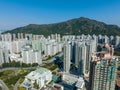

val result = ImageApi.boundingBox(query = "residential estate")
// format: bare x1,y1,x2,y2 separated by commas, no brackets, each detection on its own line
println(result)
0,33,120,90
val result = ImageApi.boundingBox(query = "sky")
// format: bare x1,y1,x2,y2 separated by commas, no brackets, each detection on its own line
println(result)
0,0,120,30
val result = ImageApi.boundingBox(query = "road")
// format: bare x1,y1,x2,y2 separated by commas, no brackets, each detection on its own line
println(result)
0,53,63,72
43,52,63,64
0,67,36,72
0,52,63,90
0,79,9,90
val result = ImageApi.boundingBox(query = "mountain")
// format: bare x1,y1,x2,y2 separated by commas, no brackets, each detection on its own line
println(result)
3,17,120,36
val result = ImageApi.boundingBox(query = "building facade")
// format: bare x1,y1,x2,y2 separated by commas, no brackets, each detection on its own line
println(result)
89,52,117,90
63,42,71,73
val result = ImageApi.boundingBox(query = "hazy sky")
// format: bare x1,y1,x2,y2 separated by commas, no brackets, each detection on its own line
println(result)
0,0,120,30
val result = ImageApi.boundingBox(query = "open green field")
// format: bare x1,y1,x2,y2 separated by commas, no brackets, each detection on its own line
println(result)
0,63,58,90
0,68,35,90
43,62,58,71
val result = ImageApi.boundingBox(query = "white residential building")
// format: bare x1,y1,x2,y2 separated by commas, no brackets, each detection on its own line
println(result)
22,48,42,64
0,48,4,66
63,42,71,73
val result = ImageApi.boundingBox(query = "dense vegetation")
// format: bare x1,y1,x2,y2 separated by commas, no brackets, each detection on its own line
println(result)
1,61,38,68
0,69,35,90
4,17,120,36
43,62,58,71
0,61,57,90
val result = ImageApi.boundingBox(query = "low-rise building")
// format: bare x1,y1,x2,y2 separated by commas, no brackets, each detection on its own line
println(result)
21,67,52,89
75,77,85,90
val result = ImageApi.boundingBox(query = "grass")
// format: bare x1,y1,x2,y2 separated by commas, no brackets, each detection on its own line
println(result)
0,68,35,90
19,77,25,84
0,62,58,90
18,86,26,90
42,62,58,71
49,65,58,71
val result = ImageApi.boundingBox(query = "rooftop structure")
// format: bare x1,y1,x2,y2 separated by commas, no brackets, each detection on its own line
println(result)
116,71,120,87
89,43,117,90
21,67,52,89
53,84,64,90
62,73,78,85
75,77,84,90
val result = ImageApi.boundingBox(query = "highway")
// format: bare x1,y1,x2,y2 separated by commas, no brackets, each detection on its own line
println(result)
43,52,63,63
0,79,9,90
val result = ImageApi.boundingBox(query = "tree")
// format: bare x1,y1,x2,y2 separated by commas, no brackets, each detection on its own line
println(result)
97,45,102,52
34,81,39,89
32,63,38,67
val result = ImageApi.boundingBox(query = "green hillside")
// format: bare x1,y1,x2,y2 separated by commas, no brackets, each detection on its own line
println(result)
4,17,120,36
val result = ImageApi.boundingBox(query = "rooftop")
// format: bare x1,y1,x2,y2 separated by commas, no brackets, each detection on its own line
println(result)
116,71,120,87
35,67,49,74
75,77,84,89
25,67,51,80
